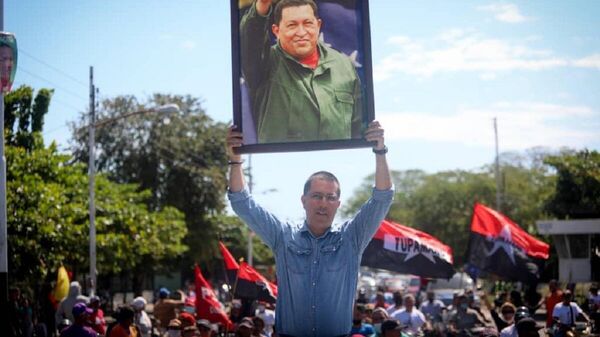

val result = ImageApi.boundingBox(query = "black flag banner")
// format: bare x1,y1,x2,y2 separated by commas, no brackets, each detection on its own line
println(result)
361,220,455,279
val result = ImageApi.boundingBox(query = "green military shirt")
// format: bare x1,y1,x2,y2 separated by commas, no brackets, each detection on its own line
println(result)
240,4,363,143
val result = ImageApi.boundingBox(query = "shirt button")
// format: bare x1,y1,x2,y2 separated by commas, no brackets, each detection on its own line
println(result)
312,305,315,309
313,260,317,264
312,282,316,286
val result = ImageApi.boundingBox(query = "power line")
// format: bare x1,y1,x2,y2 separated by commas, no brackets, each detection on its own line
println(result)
18,48,88,88
17,67,88,102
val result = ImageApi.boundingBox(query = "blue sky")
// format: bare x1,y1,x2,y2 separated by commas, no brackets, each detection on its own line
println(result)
6,1,600,223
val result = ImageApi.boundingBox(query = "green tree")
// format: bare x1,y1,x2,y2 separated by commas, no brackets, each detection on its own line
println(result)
69,94,273,269
6,144,188,292
3,85,53,150
544,149,600,219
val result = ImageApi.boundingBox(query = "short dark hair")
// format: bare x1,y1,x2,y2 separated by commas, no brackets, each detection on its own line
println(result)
273,0,319,26
303,171,340,197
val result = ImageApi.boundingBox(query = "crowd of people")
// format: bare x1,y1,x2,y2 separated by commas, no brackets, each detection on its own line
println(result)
8,278,599,337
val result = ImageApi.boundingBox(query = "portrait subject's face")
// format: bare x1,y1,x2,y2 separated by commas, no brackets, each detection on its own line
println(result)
272,5,321,60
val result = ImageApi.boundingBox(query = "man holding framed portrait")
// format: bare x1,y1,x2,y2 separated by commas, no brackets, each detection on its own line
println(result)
240,0,364,144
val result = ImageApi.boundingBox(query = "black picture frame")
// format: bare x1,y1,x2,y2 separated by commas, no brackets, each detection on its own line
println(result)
231,0,375,154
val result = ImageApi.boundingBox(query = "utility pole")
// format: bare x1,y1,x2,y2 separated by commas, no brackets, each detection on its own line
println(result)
247,154,254,266
88,66,96,296
494,118,502,212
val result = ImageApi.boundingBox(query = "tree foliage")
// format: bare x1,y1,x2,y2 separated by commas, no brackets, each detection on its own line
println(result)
544,149,600,219
6,143,188,289
69,94,273,268
3,85,53,150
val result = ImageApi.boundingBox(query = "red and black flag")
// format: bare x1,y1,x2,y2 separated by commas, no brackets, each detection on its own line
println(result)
218,241,239,286
194,265,234,330
361,220,455,279
466,203,549,284
218,241,277,303
235,262,278,304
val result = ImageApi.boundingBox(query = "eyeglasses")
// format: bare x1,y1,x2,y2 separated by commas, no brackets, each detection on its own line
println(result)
309,193,339,202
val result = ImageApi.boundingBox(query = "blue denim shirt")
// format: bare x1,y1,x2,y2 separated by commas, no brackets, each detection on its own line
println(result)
228,187,394,336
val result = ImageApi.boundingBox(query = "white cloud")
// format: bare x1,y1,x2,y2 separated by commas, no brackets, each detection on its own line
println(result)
379,102,599,150
375,30,569,80
477,3,531,23
572,54,600,70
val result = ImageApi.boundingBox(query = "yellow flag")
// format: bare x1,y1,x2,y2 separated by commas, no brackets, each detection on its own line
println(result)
52,266,70,302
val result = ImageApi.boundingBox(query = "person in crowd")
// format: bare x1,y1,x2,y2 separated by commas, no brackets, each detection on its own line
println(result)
178,312,196,329
153,288,185,333
420,291,445,321
545,280,563,327
386,291,404,316
380,320,402,337
350,303,376,336
165,319,182,337
230,300,244,324
552,290,590,337
227,120,393,336
132,296,152,337
255,301,275,336
196,319,212,337
236,319,254,337
87,295,106,335
490,302,516,332
523,285,543,316
55,282,89,326
357,288,369,305
371,307,389,336
252,316,269,337
182,326,199,337
515,318,543,337
586,283,600,333
499,306,531,337
391,294,428,335
59,303,97,337
374,292,390,310
446,291,460,315
509,291,524,308
448,293,486,334
108,306,141,337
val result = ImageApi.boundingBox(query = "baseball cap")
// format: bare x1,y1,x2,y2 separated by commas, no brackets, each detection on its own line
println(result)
196,319,211,329
72,302,93,317
238,320,254,329
179,312,196,327
159,287,170,298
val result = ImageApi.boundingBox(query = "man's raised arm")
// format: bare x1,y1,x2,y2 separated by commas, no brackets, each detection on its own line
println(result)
364,120,392,191
227,126,245,192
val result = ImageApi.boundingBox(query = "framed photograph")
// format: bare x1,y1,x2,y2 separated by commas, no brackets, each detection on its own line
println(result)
231,0,375,153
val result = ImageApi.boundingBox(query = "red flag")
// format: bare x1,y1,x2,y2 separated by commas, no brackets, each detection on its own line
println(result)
467,203,550,283
236,262,278,303
194,265,234,330
361,220,455,278
218,241,239,286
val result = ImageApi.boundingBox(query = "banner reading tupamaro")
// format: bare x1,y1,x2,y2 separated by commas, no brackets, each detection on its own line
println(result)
361,220,455,279
466,203,549,284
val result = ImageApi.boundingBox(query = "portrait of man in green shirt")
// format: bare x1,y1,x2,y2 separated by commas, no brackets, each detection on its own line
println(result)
240,0,364,144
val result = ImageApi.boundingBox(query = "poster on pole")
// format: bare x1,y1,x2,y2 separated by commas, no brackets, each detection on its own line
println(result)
231,0,375,153
0,32,18,93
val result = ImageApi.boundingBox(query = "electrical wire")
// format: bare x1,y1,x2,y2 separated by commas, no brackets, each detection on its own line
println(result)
18,48,88,88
